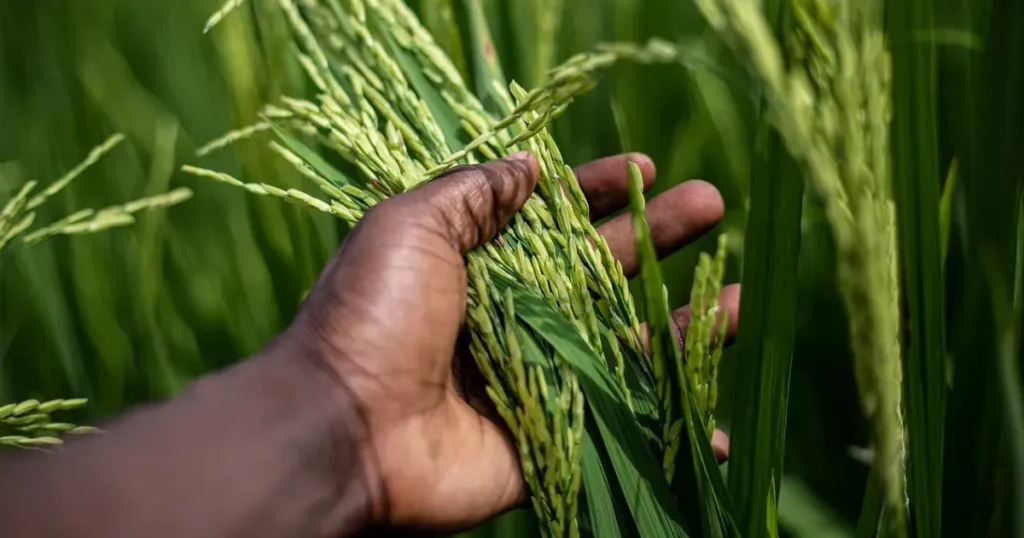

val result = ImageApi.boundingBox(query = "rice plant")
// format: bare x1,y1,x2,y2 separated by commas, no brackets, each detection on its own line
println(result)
1,133,191,449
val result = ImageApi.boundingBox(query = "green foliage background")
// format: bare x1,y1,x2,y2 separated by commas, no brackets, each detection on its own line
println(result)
1,0,1013,536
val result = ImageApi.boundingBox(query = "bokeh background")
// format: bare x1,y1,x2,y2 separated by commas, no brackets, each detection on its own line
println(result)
0,1,894,535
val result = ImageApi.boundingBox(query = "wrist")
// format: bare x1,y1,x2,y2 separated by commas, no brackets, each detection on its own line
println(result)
256,335,383,536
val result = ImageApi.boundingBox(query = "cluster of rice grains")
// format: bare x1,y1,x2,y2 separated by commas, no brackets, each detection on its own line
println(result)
193,0,728,535
0,399,97,449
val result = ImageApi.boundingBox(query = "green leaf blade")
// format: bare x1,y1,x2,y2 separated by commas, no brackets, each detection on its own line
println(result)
462,0,512,115
726,128,803,538
269,123,360,189
888,0,947,535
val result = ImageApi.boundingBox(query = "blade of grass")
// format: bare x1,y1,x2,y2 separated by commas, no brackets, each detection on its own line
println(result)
856,465,884,538
888,0,947,535
419,0,468,81
727,125,803,538
382,33,465,152
581,428,629,537
269,123,360,188
939,159,957,263
461,0,511,115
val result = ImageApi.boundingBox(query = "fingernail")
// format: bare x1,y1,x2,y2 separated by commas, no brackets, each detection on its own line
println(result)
496,151,540,183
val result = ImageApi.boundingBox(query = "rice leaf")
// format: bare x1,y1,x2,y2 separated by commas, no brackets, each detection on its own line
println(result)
268,123,360,189
419,0,468,81
777,475,854,538
382,33,465,151
888,0,947,535
708,4,802,538
625,161,701,533
504,280,688,538
985,244,1024,538
856,465,883,538
581,428,628,537
462,0,512,115
939,159,957,263
510,0,563,89
766,474,779,538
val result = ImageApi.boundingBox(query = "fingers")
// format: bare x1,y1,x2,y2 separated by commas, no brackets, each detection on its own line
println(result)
637,284,742,351
400,151,540,254
574,153,657,219
712,429,730,463
597,180,725,277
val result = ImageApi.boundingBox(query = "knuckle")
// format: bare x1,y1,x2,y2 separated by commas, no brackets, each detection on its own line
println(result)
355,198,414,241
360,198,397,225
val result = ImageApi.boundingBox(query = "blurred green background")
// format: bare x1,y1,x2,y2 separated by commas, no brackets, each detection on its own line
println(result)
0,0,884,535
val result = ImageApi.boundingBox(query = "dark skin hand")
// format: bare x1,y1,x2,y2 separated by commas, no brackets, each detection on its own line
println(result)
0,151,739,538
290,150,740,532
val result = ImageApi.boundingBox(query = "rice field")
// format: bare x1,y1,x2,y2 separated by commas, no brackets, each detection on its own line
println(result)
1,0,1021,536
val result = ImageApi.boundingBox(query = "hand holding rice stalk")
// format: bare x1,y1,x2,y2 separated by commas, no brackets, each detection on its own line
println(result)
193,0,736,535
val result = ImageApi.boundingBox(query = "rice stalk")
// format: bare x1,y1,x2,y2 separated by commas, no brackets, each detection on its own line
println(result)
205,0,251,33
0,134,193,254
0,398,97,450
24,133,126,212
684,234,729,439
694,0,907,530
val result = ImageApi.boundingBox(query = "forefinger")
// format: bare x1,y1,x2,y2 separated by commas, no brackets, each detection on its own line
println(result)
573,153,656,219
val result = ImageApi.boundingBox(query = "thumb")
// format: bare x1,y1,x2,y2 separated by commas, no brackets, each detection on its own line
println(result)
405,151,540,254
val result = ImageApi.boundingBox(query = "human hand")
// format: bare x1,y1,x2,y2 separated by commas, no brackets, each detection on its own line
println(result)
284,151,741,533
